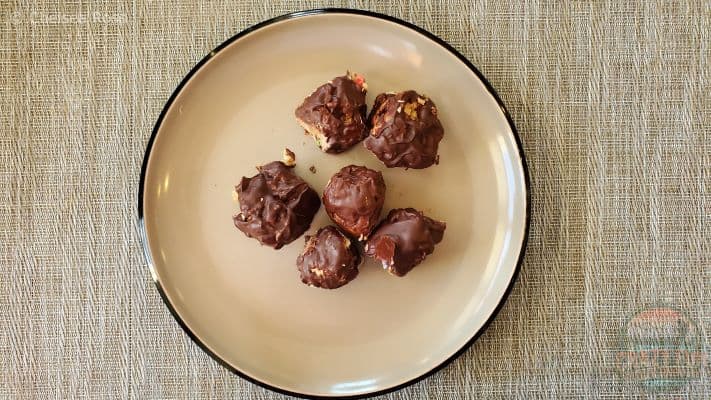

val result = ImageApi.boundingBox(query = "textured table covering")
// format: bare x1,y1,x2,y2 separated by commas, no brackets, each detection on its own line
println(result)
1,1,709,398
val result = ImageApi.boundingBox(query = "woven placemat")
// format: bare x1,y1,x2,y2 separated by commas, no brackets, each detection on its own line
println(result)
1,1,708,398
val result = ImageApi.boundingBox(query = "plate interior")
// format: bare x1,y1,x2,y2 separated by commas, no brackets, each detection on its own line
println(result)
143,12,527,397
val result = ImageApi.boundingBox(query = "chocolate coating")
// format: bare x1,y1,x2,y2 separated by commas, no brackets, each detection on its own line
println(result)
365,208,446,276
364,91,444,169
233,161,320,249
297,226,361,289
295,73,368,153
323,165,386,240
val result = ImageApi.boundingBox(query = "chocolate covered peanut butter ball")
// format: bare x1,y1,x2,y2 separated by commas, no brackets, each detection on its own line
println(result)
295,72,368,153
233,157,320,249
322,165,386,240
364,91,444,169
365,208,446,276
297,226,361,289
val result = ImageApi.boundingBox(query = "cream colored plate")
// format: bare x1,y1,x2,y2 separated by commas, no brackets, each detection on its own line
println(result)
139,9,529,398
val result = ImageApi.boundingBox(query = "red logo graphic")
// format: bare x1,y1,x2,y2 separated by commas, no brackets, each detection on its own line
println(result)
616,307,708,390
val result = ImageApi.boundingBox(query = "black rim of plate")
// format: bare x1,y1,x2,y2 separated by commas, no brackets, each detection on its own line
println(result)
137,8,531,399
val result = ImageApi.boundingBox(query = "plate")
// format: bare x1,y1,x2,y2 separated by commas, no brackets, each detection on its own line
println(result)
139,9,529,398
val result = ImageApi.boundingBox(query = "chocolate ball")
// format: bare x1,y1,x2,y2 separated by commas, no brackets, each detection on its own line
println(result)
364,90,444,169
295,72,368,153
365,208,446,276
297,226,361,289
233,160,320,249
322,165,386,240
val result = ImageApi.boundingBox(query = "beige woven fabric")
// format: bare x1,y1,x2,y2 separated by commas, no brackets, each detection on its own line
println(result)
1,0,709,398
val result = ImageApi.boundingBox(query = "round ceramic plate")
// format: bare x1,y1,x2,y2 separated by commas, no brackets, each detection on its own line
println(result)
139,9,529,399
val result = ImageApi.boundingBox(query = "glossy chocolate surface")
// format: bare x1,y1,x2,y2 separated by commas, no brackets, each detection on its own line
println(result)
295,73,368,153
233,161,320,249
364,90,444,169
297,226,361,289
365,208,446,276
322,165,386,240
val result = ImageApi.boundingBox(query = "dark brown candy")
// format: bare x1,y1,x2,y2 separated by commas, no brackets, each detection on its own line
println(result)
365,208,446,276
322,165,386,240
233,161,320,249
364,90,444,169
297,226,361,289
295,72,368,153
